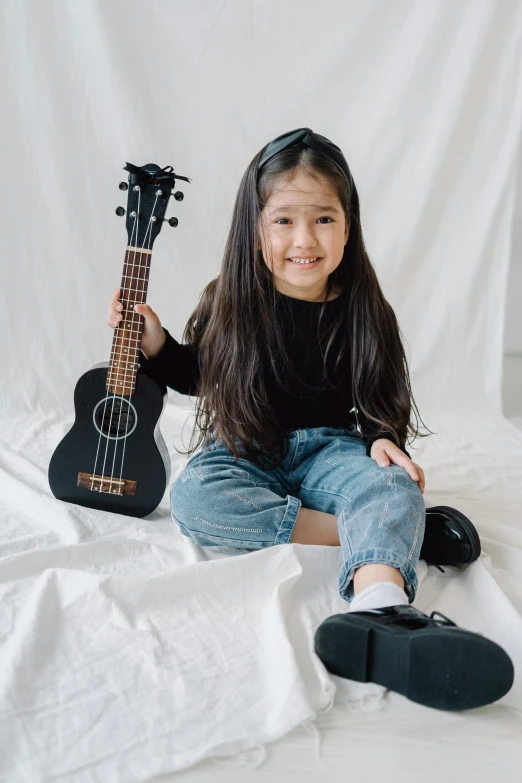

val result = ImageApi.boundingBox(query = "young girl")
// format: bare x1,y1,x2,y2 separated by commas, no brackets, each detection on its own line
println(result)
107,128,513,711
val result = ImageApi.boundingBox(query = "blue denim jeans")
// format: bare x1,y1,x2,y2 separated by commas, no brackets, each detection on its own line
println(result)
170,425,425,604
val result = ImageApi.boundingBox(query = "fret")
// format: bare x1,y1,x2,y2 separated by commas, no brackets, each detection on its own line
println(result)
116,287,149,295
123,255,151,264
121,266,150,280
120,278,149,287
112,318,143,323
123,258,151,268
121,273,150,281
121,270,150,279
124,246,152,257
111,336,143,343
109,363,138,369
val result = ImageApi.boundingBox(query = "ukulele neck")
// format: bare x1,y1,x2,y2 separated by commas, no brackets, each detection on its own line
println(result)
106,245,151,395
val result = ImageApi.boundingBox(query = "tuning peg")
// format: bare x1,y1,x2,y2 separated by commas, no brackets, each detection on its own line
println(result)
115,207,125,216
171,191,184,201
163,216,179,227
119,182,129,191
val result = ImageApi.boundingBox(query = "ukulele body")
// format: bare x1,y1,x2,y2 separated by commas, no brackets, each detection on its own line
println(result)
48,362,170,518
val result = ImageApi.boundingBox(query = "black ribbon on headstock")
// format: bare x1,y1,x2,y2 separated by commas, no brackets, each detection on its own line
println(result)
122,162,191,187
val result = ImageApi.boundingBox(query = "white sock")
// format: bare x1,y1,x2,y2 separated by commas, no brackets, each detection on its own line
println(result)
348,580,409,612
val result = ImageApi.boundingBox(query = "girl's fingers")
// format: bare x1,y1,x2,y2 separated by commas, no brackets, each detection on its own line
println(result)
108,290,123,326
108,298,123,318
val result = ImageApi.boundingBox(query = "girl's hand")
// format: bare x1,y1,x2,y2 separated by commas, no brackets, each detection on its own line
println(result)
107,288,166,360
370,438,425,494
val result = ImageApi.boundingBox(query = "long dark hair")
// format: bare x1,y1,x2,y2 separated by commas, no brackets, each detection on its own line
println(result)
176,140,434,468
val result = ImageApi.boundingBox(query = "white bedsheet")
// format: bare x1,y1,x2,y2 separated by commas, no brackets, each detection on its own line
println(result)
1,406,522,782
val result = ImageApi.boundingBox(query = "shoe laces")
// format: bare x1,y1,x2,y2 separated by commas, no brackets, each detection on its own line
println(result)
428,610,457,627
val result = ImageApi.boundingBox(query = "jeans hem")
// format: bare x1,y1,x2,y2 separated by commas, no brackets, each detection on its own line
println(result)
338,547,419,604
274,494,302,546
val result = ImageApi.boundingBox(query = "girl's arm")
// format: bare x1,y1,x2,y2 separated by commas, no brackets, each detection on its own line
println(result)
138,327,200,396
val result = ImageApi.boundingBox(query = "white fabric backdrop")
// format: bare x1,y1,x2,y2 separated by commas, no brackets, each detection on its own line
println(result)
2,1,522,780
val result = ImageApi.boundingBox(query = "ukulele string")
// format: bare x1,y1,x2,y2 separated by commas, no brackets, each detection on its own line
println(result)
103,187,145,491
90,187,141,493
111,190,159,491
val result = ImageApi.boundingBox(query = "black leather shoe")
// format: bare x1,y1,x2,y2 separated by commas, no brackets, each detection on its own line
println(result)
420,505,481,572
314,603,514,711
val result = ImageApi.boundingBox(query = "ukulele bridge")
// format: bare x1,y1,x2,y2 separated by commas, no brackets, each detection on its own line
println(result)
77,472,137,496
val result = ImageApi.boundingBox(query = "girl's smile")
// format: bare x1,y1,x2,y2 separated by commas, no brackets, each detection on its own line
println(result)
286,257,323,268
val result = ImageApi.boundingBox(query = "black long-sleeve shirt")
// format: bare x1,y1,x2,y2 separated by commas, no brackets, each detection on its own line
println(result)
137,290,411,459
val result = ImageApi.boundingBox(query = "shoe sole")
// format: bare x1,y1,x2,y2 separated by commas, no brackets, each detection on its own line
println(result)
426,505,481,564
314,613,514,711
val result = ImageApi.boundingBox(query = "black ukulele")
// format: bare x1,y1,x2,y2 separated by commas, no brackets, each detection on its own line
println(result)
48,161,191,517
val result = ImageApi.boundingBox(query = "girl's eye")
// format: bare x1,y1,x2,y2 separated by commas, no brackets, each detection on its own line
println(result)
275,217,333,225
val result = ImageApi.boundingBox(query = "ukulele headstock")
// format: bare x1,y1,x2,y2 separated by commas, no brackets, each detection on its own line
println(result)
116,162,191,248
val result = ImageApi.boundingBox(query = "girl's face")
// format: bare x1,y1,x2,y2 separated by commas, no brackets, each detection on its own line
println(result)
259,168,349,301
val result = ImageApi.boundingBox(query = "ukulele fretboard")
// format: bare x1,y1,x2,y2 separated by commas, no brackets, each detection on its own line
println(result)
107,247,152,395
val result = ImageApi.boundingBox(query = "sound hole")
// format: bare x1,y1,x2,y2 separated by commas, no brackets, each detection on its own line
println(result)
93,396,138,440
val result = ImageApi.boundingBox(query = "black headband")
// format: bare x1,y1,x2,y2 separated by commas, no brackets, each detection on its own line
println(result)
257,127,353,190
